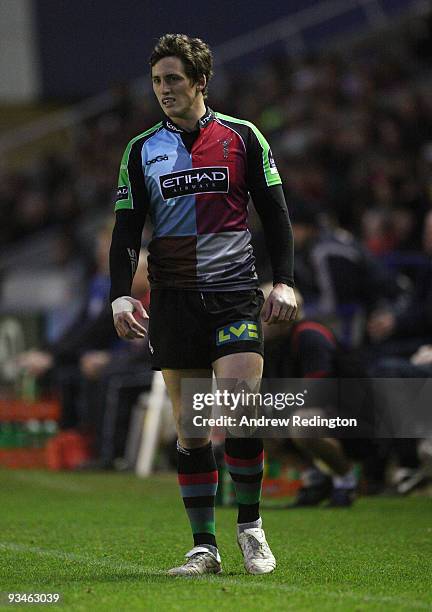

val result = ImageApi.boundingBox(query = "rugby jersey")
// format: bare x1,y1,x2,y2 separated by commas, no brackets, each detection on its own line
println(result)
110,108,293,298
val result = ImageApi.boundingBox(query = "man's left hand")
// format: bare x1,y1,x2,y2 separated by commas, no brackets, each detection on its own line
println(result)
261,283,297,325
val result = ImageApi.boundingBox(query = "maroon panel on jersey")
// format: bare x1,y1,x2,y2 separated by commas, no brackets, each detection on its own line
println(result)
195,193,249,234
192,122,249,235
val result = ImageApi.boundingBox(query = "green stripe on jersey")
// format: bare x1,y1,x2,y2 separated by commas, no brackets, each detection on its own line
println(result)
215,112,281,187
114,122,163,211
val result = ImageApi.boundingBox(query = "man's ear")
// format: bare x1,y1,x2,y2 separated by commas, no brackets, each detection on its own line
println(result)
197,75,206,92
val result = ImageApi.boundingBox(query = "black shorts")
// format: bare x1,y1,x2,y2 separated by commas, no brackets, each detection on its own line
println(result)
148,288,265,370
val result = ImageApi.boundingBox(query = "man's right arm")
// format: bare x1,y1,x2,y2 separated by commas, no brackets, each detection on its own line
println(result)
110,139,149,338
109,209,145,302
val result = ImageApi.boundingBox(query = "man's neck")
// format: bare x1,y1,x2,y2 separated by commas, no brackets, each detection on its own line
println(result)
168,101,207,132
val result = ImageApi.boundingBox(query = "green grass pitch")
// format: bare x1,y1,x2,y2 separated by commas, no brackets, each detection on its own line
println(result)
0,470,431,611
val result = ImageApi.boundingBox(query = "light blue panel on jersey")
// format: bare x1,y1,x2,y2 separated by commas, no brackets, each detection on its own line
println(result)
143,131,197,237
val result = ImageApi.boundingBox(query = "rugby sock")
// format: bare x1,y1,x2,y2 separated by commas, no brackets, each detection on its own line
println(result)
224,438,264,524
177,441,218,550
237,517,262,535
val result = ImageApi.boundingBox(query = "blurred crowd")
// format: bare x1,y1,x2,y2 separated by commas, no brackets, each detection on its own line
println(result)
2,13,432,497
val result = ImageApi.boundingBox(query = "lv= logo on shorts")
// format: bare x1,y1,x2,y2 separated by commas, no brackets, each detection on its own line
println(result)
216,320,260,345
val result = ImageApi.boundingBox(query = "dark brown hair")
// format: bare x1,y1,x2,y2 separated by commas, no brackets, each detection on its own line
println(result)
150,34,213,99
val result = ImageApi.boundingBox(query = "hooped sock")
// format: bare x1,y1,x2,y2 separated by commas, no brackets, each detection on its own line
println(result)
224,437,264,524
177,441,218,549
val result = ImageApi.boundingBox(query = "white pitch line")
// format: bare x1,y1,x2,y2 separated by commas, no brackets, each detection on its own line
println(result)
0,543,159,575
0,542,430,610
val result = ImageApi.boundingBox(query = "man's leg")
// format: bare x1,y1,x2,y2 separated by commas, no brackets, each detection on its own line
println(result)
162,368,221,576
213,352,276,574
55,365,82,430
290,409,357,507
293,438,356,506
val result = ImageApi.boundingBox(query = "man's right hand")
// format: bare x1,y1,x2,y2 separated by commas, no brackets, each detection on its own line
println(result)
111,296,149,340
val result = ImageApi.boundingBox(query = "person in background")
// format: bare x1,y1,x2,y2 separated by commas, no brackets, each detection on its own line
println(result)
262,285,360,507
290,199,402,336
367,209,432,357
17,218,119,432
367,210,432,494
77,251,152,469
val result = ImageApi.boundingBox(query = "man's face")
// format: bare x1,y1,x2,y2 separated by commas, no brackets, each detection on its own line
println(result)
151,56,203,121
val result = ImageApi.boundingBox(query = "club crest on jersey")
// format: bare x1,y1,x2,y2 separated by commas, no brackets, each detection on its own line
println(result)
159,166,229,200
218,137,232,160
216,321,260,345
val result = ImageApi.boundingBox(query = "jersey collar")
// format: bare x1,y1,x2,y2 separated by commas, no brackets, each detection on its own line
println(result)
163,107,215,133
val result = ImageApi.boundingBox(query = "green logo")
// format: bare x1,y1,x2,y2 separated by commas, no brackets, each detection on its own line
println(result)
216,321,260,345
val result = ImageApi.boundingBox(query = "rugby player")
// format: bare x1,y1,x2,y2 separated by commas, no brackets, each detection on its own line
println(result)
109,34,296,576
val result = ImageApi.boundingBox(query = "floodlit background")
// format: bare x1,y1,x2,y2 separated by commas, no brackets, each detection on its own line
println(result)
0,0,432,501
1,1,432,608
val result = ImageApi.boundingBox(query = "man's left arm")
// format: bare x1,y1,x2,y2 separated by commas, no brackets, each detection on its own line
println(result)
246,125,296,324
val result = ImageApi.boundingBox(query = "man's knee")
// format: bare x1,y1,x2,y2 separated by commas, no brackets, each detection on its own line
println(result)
178,436,211,450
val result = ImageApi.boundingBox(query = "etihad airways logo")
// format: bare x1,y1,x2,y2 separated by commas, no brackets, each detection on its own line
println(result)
159,166,229,200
